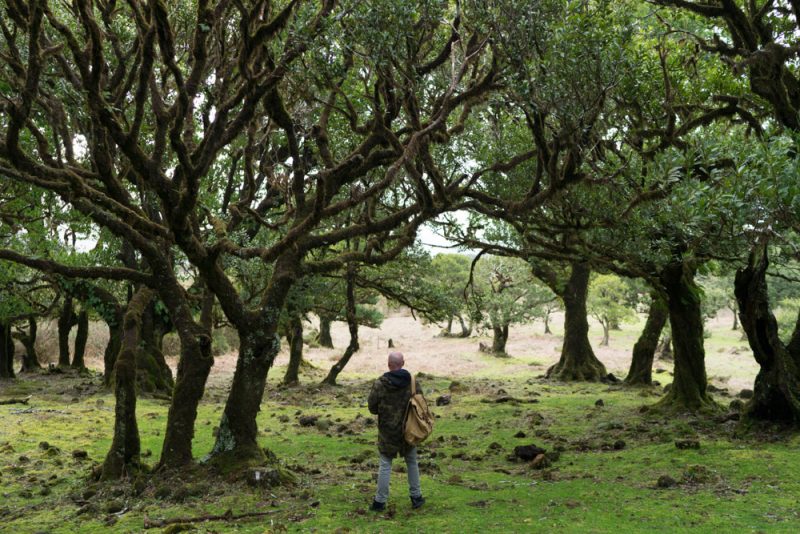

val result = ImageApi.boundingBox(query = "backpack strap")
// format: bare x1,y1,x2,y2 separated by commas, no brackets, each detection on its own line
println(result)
410,373,416,396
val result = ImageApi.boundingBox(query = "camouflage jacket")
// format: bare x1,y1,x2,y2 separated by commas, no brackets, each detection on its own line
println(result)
367,369,422,457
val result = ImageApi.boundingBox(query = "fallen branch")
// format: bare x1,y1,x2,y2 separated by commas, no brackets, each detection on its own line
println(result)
10,407,70,414
143,508,280,529
0,396,31,405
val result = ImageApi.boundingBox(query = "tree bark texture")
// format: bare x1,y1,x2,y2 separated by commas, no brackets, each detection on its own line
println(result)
1,322,15,378
209,254,299,466
491,324,509,355
101,287,153,480
547,263,607,381
57,296,76,367
157,277,214,470
625,293,668,386
322,268,360,386
19,317,41,372
282,313,304,386
136,304,174,395
318,316,334,348
734,245,800,422
657,261,713,411
72,310,89,370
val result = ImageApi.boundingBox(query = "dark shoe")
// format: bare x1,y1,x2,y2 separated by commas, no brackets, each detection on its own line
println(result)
411,495,425,509
370,500,385,512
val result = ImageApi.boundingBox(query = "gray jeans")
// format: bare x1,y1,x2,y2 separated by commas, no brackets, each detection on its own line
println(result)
375,447,421,503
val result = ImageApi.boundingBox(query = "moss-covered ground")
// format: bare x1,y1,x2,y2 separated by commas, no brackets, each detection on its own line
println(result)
2,355,800,534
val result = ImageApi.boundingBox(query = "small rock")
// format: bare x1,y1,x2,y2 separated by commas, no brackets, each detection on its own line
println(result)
38,442,50,451
72,450,88,460
656,475,677,488
18,455,30,464
513,431,526,438
595,399,604,407
654,368,666,374
675,439,700,450
435,395,451,407
513,444,546,461
487,442,503,451
278,415,290,423
603,373,620,384
738,389,754,399
299,415,319,427
613,440,626,450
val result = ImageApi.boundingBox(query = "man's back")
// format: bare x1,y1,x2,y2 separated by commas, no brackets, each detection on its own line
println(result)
368,369,413,457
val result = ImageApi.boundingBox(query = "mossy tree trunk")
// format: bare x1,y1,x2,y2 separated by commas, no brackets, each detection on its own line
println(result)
625,292,668,386
71,310,89,370
491,323,509,355
57,296,77,368
322,267,359,386
157,281,214,470
209,254,299,467
735,245,800,422
318,315,334,348
282,312,304,386
103,316,124,385
101,287,153,480
0,322,15,378
546,262,607,381
135,303,174,395
656,261,714,411
19,317,41,372
543,312,552,334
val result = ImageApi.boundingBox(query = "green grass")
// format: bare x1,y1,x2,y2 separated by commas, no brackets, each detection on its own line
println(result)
2,335,800,533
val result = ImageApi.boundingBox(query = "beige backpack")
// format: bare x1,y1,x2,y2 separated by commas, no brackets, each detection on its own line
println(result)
403,374,434,446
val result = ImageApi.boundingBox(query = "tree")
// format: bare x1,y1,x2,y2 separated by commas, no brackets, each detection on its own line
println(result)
587,274,636,347
471,255,553,355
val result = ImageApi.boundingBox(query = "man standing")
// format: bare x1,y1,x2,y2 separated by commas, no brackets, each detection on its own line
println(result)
367,351,425,511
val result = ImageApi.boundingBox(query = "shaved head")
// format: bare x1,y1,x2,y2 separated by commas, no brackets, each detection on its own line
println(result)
387,351,404,371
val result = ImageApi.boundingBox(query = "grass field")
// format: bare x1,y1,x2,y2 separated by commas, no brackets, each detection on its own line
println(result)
1,314,798,533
